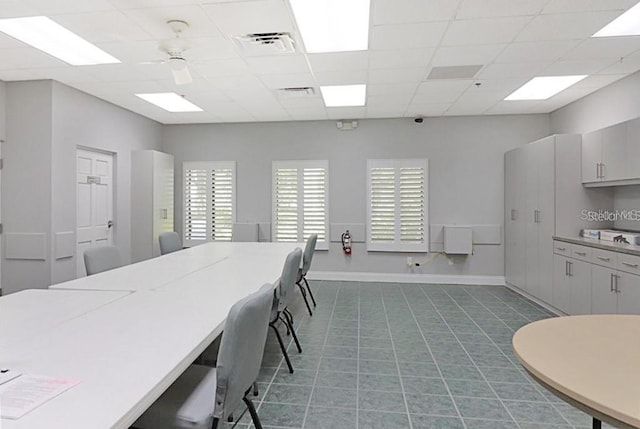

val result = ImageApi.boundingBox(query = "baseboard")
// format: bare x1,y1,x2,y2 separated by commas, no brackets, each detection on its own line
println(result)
306,271,505,286
503,282,564,316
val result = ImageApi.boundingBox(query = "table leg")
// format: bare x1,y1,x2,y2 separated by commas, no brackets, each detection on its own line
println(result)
593,417,601,429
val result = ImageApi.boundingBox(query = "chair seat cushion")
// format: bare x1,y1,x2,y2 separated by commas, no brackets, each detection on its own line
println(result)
134,364,217,429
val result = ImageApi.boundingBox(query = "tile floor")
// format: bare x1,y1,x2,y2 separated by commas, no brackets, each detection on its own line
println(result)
232,281,613,429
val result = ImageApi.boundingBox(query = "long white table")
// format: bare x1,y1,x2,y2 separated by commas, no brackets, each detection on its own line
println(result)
1,242,304,429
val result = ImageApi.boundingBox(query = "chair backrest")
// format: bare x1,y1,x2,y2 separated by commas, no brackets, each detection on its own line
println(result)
83,246,121,276
301,234,318,275
159,231,182,255
214,283,275,419
276,248,302,311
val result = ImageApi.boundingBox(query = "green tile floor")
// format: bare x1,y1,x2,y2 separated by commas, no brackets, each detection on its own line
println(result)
229,281,615,429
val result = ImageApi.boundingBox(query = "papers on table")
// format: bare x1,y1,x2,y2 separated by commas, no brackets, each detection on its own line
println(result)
0,375,79,420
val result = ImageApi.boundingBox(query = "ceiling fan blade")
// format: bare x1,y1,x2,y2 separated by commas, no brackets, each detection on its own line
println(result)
171,65,192,85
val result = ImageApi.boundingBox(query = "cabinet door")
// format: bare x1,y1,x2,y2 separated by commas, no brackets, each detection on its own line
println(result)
591,265,618,314
625,118,640,179
616,272,640,314
524,144,540,297
537,140,555,303
581,130,601,183
601,123,626,181
505,150,522,287
569,259,592,315
152,152,175,258
552,254,571,313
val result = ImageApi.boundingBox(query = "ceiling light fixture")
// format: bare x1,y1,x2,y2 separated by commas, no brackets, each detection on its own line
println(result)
505,75,587,101
593,2,640,37
136,93,203,113
289,0,370,53
320,84,367,107
0,16,120,65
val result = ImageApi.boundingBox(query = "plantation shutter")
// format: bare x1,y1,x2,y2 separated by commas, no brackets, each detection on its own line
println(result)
367,159,428,252
183,161,236,246
272,161,329,250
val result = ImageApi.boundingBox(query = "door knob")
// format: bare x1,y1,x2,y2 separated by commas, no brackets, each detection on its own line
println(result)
107,220,113,228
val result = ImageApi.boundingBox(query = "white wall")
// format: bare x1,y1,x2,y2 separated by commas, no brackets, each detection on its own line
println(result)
551,70,640,232
2,80,162,294
163,115,550,278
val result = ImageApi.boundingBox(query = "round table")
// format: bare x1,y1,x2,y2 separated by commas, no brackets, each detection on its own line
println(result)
513,315,640,429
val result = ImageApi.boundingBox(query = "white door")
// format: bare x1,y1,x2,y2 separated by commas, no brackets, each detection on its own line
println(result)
76,148,114,277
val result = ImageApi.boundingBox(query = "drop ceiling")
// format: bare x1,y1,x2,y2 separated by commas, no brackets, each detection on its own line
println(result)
0,0,639,124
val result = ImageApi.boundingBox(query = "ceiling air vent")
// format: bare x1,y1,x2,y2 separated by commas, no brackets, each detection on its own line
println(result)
233,32,296,55
277,87,315,99
427,65,483,80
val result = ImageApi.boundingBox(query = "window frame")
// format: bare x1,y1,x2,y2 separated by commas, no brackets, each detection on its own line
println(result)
366,158,429,252
183,161,237,247
271,160,329,250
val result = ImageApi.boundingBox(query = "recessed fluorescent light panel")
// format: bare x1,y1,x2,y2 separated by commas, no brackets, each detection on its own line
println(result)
505,75,587,101
290,0,370,53
136,93,203,113
0,16,119,65
593,2,640,37
320,84,366,107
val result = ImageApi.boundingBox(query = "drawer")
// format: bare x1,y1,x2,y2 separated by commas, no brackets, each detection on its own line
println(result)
617,253,640,275
592,248,617,269
553,241,571,256
570,245,592,263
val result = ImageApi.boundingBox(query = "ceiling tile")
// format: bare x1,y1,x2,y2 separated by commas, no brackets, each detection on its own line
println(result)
327,107,367,119
109,0,202,9
189,58,251,78
278,97,325,109
122,5,221,39
0,1,37,18
472,78,529,94
562,37,640,61
478,62,548,78
442,16,532,45
286,107,328,121
485,100,542,114
541,0,636,14
432,44,506,66
259,73,316,89
367,94,413,107
307,52,369,73
153,78,222,94
516,11,622,41
374,0,461,25
0,48,68,69
26,67,102,84
71,80,166,95
0,69,39,81
314,70,368,86
367,83,418,96
81,63,165,81
369,49,435,69
202,0,294,36
368,68,426,84
25,0,114,14
244,55,310,75
406,103,450,116
371,22,448,50
54,11,152,43
600,51,640,74
366,110,406,119
570,73,627,89
211,74,268,90
541,58,616,75
413,80,472,103
456,0,547,18
496,40,579,63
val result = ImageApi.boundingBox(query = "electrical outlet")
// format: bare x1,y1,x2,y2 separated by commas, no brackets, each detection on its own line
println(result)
407,257,413,267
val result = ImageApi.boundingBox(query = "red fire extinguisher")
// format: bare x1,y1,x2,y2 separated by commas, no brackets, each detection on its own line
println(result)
342,230,352,255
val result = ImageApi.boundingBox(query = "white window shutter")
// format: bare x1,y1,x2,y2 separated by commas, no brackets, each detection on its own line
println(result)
272,161,329,249
183,161,236,246
367,159,428,252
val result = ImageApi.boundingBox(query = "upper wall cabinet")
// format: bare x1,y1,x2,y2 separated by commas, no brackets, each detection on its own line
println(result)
582,120,640,186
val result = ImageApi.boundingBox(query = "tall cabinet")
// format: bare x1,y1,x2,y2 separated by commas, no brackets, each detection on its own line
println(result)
131,150,175,263
505,135,611,307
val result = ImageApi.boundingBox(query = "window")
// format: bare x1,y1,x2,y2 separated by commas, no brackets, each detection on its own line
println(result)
272,160,329,250
183,161,236,246
367,159,428,252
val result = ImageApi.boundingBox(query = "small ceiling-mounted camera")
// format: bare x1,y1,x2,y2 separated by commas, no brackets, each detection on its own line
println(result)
414,117,424,124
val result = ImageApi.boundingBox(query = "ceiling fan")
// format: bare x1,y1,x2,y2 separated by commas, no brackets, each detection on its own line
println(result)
148,20,193,85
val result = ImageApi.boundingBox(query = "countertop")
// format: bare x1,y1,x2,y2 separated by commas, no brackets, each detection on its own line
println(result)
553,235,640,256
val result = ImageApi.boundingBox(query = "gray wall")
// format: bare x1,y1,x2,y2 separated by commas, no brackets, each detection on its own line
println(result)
551,70,640,232
163,115,550,277
2,80,162,294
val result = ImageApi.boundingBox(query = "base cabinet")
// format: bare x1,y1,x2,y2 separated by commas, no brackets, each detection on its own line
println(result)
591,265,618,314
553,253,591,314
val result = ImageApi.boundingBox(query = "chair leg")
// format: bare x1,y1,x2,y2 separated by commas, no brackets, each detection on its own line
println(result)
283,310,302,354
211,417,219,429
279,314,291,335
269,322,294,373
253,381,259,397
243,396,263,429
303,276,317,307
296,281,313,316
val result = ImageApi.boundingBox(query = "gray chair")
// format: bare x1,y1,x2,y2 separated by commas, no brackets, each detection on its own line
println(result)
297,234,318,316
83,245,122,276
134,282,274,429
270,248,303,374
159,231,182,255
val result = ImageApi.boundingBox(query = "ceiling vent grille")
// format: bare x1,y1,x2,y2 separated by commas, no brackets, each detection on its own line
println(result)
427,65,483,80
277,87,315,98
233,32,296,55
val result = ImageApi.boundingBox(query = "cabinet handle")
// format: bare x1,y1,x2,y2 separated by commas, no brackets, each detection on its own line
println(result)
556,247,566,251
511,209,516,221
622,262,639,268
610,273,615,292
567,261,573,277
565,261,569,276
575,251,587,256
601,163,605,179
596,163,600,179
597,256,611,262
534,210,541,223
615,274,621,293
